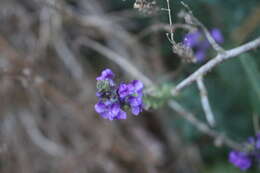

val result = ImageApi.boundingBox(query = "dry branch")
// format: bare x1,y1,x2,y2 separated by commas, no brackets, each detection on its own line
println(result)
173,36,260,93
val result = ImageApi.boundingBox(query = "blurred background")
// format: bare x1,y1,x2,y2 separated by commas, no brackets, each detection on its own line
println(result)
0,0,259,172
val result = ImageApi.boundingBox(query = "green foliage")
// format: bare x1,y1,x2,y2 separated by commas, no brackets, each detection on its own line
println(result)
240,54,260,115
143,83,175,109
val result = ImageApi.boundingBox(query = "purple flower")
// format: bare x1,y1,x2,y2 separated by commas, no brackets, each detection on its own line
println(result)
131,106,142,115
95,69,144,120
183,31,201,48
94,100,107,114
118,83,134,99
131,80,144,93
96,69,115,81
228,133,260,170
120,80,144,115
128,96,142,107
229,151,252,171
211,28,224,43
96,69,115,86
194,50,206,62
183,28,224,62
95,101,127,120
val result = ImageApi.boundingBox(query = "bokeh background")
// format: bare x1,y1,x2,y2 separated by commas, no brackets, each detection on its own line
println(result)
0,0,260,172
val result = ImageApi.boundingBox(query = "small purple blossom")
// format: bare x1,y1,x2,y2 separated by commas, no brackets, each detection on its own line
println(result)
183,28,224,62
229,151,252,171
96,68,115,86
211,28,224,43
183,31,201,48
95,100,127,120
118,80,144,116
194,50,206,62
96,69,115,81
95,69,144,120
131,80,144,93
229,133,260,170
118,83,134,99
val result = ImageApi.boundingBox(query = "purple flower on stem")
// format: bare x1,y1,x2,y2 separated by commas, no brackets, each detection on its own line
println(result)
228,133,260,170
96,68,115,86
95,69,144,120
183,28,224,62
229,151,252,171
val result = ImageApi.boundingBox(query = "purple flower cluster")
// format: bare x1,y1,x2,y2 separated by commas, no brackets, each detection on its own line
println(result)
183,28,224,62
229,151,252,171
229,133,260,171
95,69,143,120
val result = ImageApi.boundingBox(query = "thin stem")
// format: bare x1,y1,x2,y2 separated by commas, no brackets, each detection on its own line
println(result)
196,76,215,127
166,0,174,42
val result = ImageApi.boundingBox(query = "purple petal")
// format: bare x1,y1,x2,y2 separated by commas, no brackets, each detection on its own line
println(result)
96,69,115,81
131,106,142,115
118,83,131,99
211,28,224,43
117,110,127,119
131,80,144,92
183,31,202,48
229,151,252,171
111,103,120,115
256,136,260,149
195,50,206,62
128,96,142,107
94,101,106,113
101,69,115,79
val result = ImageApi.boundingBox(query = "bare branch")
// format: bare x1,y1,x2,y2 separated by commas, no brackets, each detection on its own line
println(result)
196,76,215,127
173,36,260,93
